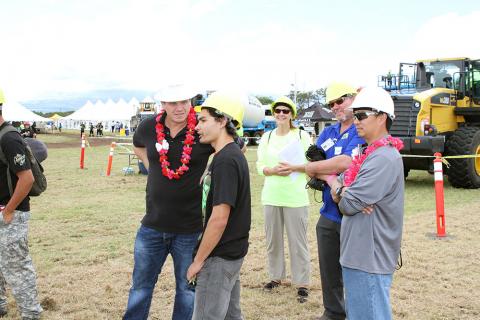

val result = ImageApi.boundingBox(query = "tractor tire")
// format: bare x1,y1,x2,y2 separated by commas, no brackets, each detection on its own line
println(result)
252,132,263,146
243,132,251,146
445,127,480,188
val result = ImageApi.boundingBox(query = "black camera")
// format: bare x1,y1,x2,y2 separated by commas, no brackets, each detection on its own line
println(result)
306,177,326,191
305,145,327,191
305,144,326,162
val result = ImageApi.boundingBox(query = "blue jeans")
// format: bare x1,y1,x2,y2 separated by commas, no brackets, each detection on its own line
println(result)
123,225,201,320
342,267,393,320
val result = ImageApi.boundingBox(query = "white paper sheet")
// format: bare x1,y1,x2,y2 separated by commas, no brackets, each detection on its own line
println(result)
278,139,305,181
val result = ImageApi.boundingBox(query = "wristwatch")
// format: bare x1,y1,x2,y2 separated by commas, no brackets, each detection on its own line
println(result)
335,186,345,197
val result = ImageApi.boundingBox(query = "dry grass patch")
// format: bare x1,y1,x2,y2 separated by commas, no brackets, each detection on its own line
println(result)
1,136,479,319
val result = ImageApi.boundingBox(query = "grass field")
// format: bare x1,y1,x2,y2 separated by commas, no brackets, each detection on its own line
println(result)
2,132,479,319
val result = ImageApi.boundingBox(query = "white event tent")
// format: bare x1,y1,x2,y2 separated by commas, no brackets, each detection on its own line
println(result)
65,100,95,120
128,97,140,112
61,98,141,130
2,100,51,122
117,98,137,120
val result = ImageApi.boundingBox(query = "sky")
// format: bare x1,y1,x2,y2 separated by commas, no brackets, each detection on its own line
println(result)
0,0,479,102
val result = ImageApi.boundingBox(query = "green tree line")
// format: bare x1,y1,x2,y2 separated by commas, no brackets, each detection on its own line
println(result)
256,88,326,109
35,111,74,118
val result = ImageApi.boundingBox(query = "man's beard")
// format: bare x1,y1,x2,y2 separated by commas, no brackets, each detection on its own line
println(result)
336,113,353,123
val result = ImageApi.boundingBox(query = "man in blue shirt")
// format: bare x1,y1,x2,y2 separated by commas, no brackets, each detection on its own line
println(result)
306,82,364,320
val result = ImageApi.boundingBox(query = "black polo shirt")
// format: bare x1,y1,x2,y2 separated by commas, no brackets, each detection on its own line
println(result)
133,114,214,234
0,123,31,211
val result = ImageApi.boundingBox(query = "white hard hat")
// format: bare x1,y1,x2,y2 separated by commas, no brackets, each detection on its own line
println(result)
350,87,395,119
154,84,197,102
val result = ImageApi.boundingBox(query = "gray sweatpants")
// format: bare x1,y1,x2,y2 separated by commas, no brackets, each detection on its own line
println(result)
264,205,311,286
0,211,42,319
193,256,244,320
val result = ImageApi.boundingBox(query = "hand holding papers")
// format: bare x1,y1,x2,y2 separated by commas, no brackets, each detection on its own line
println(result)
277,139,305,181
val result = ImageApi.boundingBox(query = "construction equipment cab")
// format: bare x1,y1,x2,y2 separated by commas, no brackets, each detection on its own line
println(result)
379,57,480,188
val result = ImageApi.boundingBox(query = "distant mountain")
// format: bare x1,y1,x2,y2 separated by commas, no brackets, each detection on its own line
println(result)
22,89,154,113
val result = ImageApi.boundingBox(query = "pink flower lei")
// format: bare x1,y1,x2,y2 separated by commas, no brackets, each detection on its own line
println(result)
155,108,197,180
343,136,404,187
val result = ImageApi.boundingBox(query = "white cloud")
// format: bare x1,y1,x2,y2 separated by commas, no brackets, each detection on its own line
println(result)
1,4,479,102
190,0,226,17
184,22,340,94
409,11,480,60
0,1,222,100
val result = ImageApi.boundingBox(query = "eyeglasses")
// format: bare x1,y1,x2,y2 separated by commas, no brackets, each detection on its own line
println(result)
353,111,378,121
274,108,291,115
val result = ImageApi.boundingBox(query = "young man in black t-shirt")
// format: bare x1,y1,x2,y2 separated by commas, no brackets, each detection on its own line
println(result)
187,92,251,320
0,90,43,320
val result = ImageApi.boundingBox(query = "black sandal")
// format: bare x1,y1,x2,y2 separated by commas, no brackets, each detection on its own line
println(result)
297,287,309,303
263,280,280,290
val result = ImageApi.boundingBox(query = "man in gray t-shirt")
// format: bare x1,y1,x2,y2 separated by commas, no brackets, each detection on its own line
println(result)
330,87,404,320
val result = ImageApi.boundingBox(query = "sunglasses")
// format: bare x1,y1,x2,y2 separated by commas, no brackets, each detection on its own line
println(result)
274,108,291,115
328,97,347,108
353,111,378,121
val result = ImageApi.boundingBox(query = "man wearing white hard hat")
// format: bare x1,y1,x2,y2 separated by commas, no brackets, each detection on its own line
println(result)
123,84,215,320
330,87,404,320
307,82,365,320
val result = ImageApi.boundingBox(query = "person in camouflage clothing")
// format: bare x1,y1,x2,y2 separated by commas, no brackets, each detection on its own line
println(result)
0,89,43,320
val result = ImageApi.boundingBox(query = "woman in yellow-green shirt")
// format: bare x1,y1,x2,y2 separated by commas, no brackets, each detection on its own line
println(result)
256,96,311,301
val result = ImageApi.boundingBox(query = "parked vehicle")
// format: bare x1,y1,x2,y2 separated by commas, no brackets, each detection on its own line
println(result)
242,97,276,145
379,57,480,188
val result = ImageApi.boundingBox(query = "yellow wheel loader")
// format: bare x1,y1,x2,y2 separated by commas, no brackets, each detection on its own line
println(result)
379,57,480,188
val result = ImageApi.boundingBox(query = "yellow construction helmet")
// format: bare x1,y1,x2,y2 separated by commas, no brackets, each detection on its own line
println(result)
271,96,297,118
0,88,5,105
201,92,245,129
325,82,357,103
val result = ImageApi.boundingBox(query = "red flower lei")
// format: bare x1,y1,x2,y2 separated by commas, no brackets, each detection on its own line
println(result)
343,136,404,187
155,108,197,180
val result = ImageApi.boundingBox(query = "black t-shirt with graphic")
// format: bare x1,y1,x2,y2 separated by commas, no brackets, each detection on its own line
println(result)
0,123,31,211
133,114,214,234
203,142,251,260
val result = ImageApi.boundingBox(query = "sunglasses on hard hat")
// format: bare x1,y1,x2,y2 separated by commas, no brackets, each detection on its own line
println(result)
353,111,378,121
274,108,291,115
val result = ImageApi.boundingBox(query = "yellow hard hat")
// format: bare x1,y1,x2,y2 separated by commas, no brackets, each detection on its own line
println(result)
271,96,297,118
326,82,357,103
201,92,245,129
0,88,5,105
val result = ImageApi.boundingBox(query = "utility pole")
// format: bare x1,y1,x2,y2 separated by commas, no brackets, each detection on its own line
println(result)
291,72,297,105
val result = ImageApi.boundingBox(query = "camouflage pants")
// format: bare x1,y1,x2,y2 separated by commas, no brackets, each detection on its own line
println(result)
0,211,42,319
